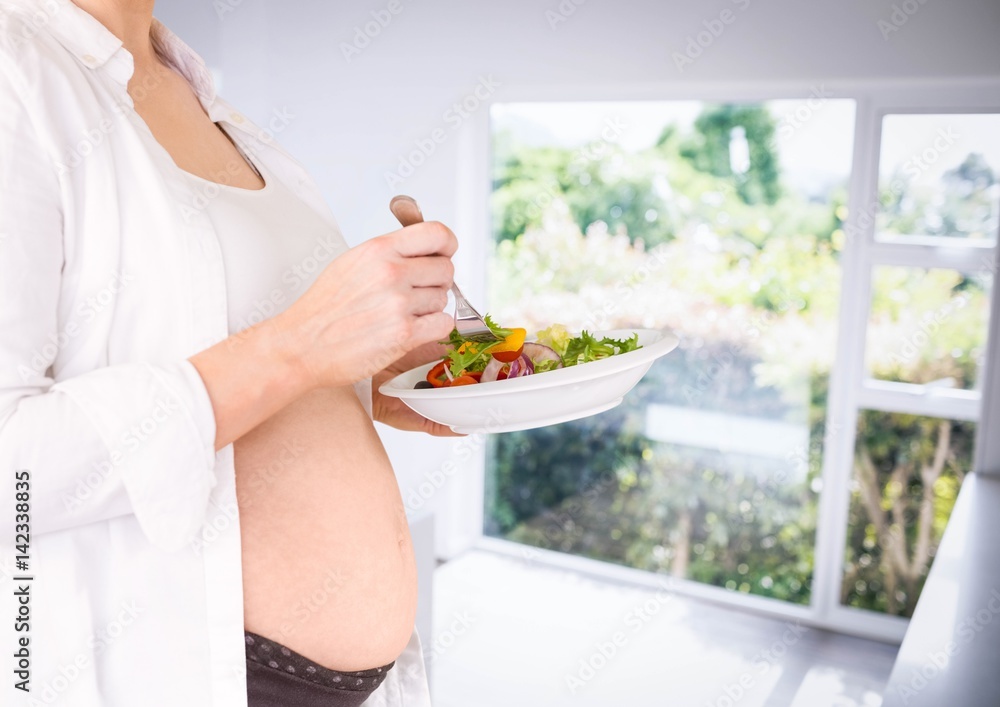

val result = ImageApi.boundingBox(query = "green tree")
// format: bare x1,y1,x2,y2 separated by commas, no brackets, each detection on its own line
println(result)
844,413,973,616
491,133,678,246
679,104,782,205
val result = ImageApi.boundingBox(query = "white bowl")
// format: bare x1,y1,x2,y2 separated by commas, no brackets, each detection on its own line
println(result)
377,328,680,434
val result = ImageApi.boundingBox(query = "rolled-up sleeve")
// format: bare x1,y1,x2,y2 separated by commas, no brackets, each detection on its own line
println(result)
0,51,218,552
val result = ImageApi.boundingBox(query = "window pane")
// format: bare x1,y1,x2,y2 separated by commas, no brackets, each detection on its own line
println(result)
485,99,856,604
876,113,1000,242
865,266,993,390
842,411,975,617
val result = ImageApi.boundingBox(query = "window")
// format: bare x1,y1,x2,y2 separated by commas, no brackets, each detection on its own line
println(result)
484,99,855,604
477,94,1000,638
840,112,1000,618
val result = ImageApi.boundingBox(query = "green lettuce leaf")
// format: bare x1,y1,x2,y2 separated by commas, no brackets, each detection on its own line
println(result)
562,331,641,366
483,314,513,339
535,323,572,358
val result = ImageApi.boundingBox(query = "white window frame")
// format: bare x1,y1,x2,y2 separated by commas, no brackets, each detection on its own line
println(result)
442,77,1000,644
815,86,1000,642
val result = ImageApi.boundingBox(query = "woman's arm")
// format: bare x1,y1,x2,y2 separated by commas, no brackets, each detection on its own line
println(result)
188,223,457,450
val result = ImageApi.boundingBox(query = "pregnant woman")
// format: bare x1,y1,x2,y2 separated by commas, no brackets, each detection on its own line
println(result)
0,0,456,705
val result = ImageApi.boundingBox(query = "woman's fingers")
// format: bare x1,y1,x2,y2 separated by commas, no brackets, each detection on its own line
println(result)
409,311,454,346
408,286,450,315
404,255,455,288
390,221,459,258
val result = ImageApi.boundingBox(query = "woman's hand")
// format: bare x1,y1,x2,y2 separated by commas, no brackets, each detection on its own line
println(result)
274,221,458,390
189,221,458,451
371,340,465,437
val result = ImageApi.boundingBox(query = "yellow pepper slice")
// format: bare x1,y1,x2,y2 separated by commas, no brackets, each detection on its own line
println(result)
487,328,527,361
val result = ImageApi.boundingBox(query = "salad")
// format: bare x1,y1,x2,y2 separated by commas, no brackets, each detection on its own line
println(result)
415,315,641,389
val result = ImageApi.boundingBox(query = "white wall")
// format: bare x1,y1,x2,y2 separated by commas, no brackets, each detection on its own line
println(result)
156,0,1000,554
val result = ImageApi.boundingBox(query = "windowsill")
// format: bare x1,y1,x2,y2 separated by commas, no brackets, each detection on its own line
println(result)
881,472,1000,707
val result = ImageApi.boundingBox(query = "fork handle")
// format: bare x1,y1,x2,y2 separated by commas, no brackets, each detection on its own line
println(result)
390,195,424,228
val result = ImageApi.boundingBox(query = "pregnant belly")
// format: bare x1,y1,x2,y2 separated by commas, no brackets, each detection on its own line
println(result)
234,385,417,672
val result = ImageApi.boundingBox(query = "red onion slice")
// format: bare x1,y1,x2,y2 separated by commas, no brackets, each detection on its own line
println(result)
522,343,563,369
480,343,562,383
480,357,505,383
508,353,535,378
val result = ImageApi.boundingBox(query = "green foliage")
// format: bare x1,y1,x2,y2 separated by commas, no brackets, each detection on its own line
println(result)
484,407,646,537
491,131,678,246
866,267,991,389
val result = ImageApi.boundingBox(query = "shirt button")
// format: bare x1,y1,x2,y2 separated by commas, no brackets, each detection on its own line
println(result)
82,53,97,65
230,112,245,124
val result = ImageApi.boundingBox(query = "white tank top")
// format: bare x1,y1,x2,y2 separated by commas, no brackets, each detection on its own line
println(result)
180,139,342,335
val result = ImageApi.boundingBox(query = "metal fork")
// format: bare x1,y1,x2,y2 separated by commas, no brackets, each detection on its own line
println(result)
389,195,499,343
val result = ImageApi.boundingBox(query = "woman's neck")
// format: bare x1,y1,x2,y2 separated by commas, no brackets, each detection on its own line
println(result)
71,0,158,66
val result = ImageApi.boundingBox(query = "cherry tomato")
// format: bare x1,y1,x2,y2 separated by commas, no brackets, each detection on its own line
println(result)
491,345,523,363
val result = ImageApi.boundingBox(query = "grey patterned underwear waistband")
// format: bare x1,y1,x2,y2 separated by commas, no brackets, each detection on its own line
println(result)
244,630,395,707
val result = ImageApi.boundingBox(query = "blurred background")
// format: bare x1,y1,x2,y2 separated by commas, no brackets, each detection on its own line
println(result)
157,1,1000,705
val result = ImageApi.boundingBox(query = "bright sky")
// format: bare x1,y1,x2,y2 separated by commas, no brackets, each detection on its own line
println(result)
491,100,856,179
492,102,1000,189
878,113,1000,182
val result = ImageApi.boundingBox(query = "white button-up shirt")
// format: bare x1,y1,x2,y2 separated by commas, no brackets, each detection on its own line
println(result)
0,1,432,704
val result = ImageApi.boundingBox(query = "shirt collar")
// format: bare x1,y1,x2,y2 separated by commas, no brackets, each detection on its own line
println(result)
22,0,217,107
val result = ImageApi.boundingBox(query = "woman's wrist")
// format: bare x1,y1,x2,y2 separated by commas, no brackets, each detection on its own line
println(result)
189,315,318,450
267,305,373,391
258,313,316,400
